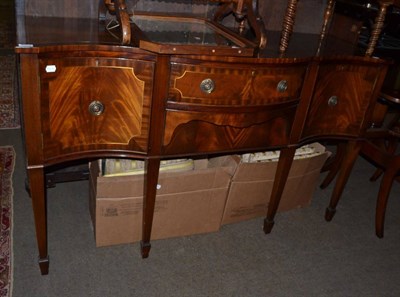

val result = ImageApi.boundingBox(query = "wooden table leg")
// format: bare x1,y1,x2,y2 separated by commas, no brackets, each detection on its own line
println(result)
325,140,362,221
141,158,161,258
264,146,296,234
28,166,49,275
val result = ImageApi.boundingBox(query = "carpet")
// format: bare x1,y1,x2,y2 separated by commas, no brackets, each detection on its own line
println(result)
0,56,19,130
0,146,15,297
0,0,20,130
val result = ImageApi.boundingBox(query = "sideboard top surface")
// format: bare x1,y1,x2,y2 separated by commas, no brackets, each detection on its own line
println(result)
15,15,364,59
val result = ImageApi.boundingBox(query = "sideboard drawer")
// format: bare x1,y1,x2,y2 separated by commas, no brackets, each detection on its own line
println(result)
39,57,154,160
169,61,307,106
164,58,309,155
162,104,296,155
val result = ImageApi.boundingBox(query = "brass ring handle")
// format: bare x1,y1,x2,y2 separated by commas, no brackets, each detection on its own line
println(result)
89,100,105,116
277,80,288,93
200,78,215,94
328,96,338,107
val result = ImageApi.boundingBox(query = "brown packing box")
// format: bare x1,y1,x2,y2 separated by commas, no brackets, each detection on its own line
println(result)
221,143,331,225
89,157,237,247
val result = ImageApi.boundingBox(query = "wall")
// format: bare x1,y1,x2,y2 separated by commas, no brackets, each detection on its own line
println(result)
17,0,98,18
260,0,327,34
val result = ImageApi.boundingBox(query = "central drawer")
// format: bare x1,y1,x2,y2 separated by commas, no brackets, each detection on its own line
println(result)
163,59,309,155
169,61,307,106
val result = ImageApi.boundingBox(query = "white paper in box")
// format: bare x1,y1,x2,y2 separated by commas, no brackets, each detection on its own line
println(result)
221,143,331,225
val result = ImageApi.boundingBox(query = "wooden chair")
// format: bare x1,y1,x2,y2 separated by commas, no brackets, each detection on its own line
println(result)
325,91,400,238
319,0,399,188
278,0,400,237
100,0,131,45
360,93,400,237
100,0,267,48
211,0,267,48
319,0,400,238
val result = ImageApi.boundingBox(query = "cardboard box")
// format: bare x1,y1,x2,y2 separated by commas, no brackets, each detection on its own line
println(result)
221,143,331,225
89,157,236,247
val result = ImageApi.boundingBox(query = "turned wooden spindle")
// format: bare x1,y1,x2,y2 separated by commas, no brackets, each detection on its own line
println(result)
365,0,393,57
279,0,299,54
316,0,336,56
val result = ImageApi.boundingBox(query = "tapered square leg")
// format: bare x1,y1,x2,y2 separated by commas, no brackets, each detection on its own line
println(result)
264,147,296,234
28,166,49,275
141,158,160,259
38,256,49,275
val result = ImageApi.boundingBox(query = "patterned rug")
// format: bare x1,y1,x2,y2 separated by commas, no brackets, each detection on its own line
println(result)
0,146,15,297
0,0,20,130
0,56,19,129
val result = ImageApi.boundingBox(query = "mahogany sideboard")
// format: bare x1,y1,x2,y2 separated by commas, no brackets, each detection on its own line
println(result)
15,14,389,274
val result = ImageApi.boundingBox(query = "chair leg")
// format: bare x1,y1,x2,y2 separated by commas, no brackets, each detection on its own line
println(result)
320,142,346,189
325,141,362,221
370,138,398,181
370,168,384,182
369,142,386,182
376,164,399,238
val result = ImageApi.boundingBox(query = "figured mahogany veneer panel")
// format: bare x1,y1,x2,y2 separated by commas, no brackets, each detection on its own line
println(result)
302,63,383,140
162,104,296,155
39,57,154,160
164,59,308,155
169,62,307,105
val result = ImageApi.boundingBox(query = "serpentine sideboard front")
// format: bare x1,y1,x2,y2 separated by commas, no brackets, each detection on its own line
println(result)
16,15,388,274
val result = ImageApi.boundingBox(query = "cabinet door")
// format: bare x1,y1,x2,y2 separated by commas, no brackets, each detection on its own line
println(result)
301,62,383,140
163,59,308,155
39,57,154,160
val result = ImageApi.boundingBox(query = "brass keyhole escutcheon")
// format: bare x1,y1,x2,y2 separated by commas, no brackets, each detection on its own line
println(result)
328,96,338,107
200,78,215,94
277,80,288,93
89,100,105,116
